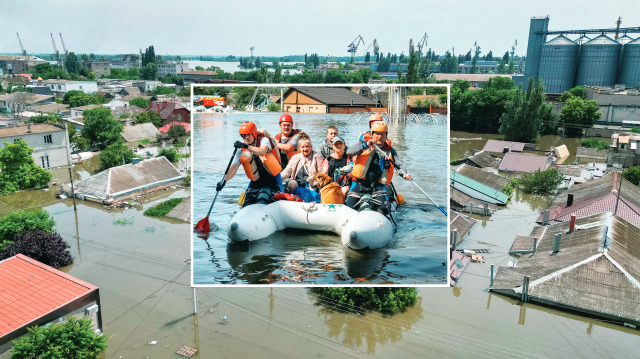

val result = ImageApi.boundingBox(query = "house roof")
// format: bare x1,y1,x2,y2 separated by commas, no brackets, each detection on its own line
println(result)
0,123,64,138
498,152,549,172
0,254,98,337
450,187,499,212
451,170,509,204
492,213,640,325
121,123,160,142
180,70,215,76
74,156,182,200
450,210,477,246
455,164,511,192
158,122,191,133
466,151,497,168
434,73,512,82
71,104,101,112
122,87,141,97
0,93,53,105
483,139,526,153
285,87,378,106
110,106,145,117
30,103,70,114
148,101,189,121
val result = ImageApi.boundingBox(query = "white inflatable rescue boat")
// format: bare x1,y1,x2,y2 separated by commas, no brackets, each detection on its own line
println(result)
226,201,394,250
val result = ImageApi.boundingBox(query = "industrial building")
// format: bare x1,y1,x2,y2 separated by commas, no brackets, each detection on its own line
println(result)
524,17,640,93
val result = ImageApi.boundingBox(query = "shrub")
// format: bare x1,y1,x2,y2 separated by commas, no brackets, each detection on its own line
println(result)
11,317,107,358
311,287,417,314
267,103,281,112
144,198,184,217
0,209,55,253
503,178,518,201
1,230,73,268
580,137,610,150
158,147,179,162
167,124,187,143
622,166,640,186
519,169,565,195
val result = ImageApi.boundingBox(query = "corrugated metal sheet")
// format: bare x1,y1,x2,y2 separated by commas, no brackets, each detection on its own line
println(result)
121,123,160,142
467,151,497,168
450,170,509,204
619,37,640,87
576,35,621,87
450,187,498,212
538,35,578,93
450,210,477,245
286,87,378,106
498,152,549,173
456,164,511,192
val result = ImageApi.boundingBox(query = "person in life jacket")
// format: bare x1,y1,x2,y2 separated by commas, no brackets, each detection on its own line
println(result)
322,135,352,197
356,113,384,143
218,121,282,207
345,121,412,215
280,132,323,202
274,114,300,168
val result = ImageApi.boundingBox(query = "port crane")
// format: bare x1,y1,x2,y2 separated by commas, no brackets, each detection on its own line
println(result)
473,41,481,58
510,39,517,59
59,33,69,56
16,33,28,71
347,35,365,61
615,16,622,39
50,33,63,69
416,33,428,57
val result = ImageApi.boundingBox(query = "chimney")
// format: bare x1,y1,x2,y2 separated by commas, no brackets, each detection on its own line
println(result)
569,214,576,232
163,101,167,109
566,193,574,207
38,78,42,85
503,147,509,153
553,233,562,253
156,103,160,111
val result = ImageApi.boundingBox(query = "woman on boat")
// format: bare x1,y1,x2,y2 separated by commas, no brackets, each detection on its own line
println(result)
322,135,352,197
345,121,412,215
280,132,323,202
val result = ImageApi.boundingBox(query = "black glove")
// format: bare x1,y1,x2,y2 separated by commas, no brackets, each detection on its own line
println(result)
216,180,225,192
234,141,248,149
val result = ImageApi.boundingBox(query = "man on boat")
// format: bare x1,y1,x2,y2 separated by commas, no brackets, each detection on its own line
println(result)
320,125,345,159
357,113,384,143
274,114,300,168
218,121,282,207
345,121,412,215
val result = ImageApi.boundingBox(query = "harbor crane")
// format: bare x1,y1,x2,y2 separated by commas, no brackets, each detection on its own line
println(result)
416,33,428,57
615,16,622,39
409,39,414,55
347,35,365,61
16,33,27,57
373,39,379,56
59,33,69,56
50,33,63,68
250,46,255,58
510,39,517,59
473,41,481,58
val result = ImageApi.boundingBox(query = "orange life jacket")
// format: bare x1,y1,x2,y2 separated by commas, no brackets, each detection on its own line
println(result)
274,129,300,162
238,134,282,181
351,140,394,185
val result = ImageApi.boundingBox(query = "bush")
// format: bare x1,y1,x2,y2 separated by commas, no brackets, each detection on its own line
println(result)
503,178,518,201
11,317,107,358
630,127,640,134
519,169,565,195
167,124,187,143
622,166,640,186
267,103,280,112
581,138,610,150
158,147,179,162
311,287,417,314
0,209,55,254
129,97,150,108
144,198,184,217
1,230,73,268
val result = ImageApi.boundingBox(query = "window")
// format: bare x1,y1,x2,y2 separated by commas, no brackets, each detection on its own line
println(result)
44,134,52,144
40,155,50,168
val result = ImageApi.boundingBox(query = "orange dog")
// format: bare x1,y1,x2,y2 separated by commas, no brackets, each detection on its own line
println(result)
307,173,345,204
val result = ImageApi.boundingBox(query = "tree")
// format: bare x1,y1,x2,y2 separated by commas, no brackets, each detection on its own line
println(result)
11,317,107,358
67,122,89,152
484,50,493,60
141,62,158,81
439,51,459,73
622,166,640,186
405,52,419,83
158,147,179,162
68,92,96,107
365,52,371,62
64,52,80,74
149,86,175,95
519,169,565,195
0,209,55,254
99,140,134,170
508,59,515,74
312,287,418,314
497,60,506,74
129,97,150,108
559,97,600,137
0,140,52,195
81,107,123,149
272,66,282,84
499,77,552,142
557,85,586,102
167,124,187,143
470,55,478,74
63,90,84,104
142,45,156,66
1,230,73,268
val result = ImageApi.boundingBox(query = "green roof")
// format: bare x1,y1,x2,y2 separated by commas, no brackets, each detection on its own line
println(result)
450,170,508,204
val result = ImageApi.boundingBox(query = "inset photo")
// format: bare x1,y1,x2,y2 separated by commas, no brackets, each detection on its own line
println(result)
192,84,449,285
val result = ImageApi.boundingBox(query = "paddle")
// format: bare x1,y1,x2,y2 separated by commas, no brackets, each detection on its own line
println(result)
194,147,239,233
373,144,448,217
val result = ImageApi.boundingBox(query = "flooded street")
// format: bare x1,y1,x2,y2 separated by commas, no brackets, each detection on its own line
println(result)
192,112,448,285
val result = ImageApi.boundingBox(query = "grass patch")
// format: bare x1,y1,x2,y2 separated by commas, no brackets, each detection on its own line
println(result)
144,198,184,217
580,138,610,150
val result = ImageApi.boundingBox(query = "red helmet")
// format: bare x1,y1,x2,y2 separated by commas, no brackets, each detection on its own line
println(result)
279,114,293,123
368,114,383,126
239,121,257,139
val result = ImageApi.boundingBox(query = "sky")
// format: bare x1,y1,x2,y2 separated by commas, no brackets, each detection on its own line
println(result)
3,0,640,58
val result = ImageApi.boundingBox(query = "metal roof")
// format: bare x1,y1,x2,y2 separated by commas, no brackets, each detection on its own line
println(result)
121,123,160,142
467,151,498,168
498,152,549,173
483,139,526,153
450,170,509,204
285,87,378,106
455,164,511,192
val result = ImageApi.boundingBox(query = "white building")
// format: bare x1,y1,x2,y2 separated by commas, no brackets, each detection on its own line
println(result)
158,61,189,78
0,123,70,169
132,80,162,93
42,80,98,95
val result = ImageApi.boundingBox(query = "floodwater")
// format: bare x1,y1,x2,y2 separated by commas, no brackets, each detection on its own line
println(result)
192,112,448,285
184,60,303,75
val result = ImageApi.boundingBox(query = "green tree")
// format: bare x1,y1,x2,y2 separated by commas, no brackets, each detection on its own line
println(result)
622,166,640,186
142,45,156,66
129,97,150,108
99,140,134,170
497,60,506,74
557,86,586,102
580,138,610,149
470,55,478,74
195,66,205,71
439,51,459,73
68,92,96,108
559,97,600,137
405,52,419,83
81,107,123,149
11,317,107,358
67,122,89,152
232,86,257,109
63,90,84,104
30,113,60,124
519,168,565,195
149,86,175,95
312,287,418,314
158,147,179,162
272,66,282,84
0,140,52,195
167,124,187,143
0,209,55,254
499,77,552,142
64,52,81,74
141,62,158,81
1,230,73,268
508,59,515,74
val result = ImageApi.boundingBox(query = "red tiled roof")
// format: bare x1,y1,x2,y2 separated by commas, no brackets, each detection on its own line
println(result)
499,152,549,173
159,122,191,133
0,254,97,337
540,192,640,229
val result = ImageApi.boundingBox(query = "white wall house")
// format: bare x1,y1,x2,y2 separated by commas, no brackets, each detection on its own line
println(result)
0,123,70,169
42,80,99,95
158,62,189,78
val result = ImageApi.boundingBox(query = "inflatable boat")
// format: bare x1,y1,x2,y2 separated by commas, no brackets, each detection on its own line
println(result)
226,201,394,250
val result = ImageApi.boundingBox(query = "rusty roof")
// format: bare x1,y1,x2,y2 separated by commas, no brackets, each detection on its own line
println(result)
483,139,526,153
0,254,98,337
0,123,64,138
456,164,511,192
498,152,549,173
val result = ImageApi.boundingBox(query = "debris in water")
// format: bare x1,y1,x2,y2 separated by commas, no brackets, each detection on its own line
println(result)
149,340,157,345
145,227,156,233
113,217,134,226
177,346,198,357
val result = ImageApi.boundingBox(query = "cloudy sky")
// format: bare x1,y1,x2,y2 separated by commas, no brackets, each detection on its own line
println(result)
3,0,640,58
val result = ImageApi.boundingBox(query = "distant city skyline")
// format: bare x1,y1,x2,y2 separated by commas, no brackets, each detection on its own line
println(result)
3,0,640,59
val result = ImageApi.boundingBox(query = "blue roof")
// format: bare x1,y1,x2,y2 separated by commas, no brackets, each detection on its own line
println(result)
450,170,509,204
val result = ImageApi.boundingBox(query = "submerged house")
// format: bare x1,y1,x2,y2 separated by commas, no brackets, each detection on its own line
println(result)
72,156,182,202
450,170,508,205
491,213,640,328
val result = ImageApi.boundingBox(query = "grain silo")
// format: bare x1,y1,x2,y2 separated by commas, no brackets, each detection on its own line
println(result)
618,37,640,87
576,35,621,86
538,35,578,93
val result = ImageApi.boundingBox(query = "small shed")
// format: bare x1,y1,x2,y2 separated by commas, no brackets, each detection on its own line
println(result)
121,123,160,142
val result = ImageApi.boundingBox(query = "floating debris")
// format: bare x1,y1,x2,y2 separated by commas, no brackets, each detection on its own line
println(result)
176,346,198,358
145,227,156,233
113,217,134,226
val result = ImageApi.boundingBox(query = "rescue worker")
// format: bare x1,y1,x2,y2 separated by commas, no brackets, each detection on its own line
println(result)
345,121,412,215
274,114,300,168
357,113,384,143
218,121,281,207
